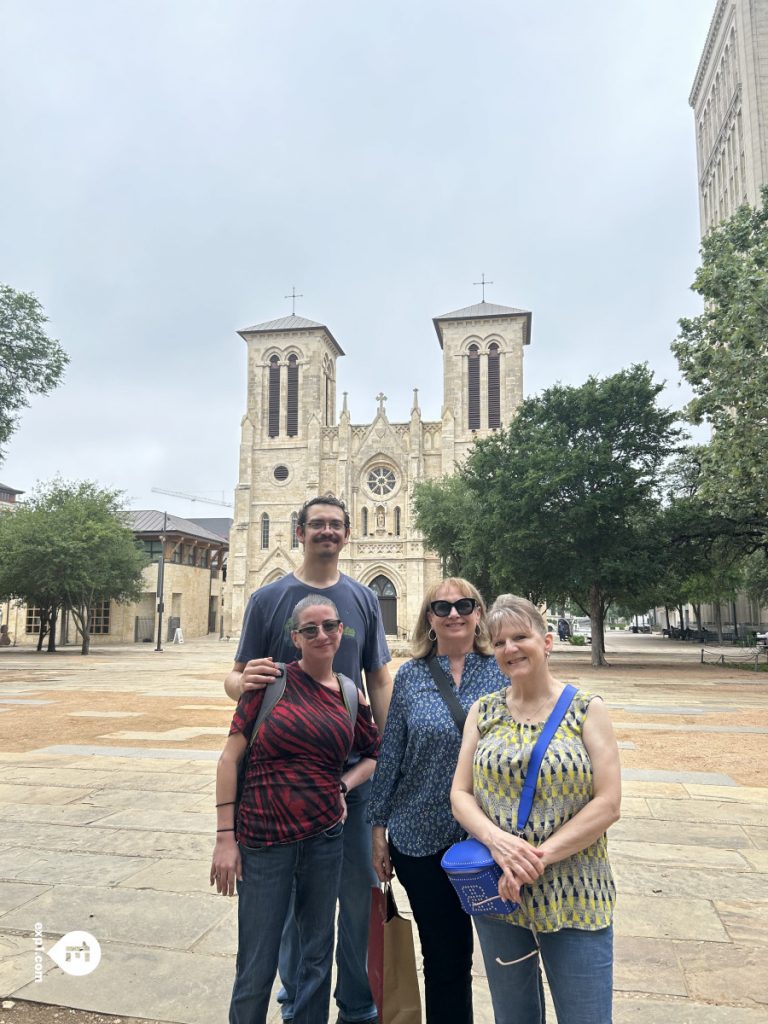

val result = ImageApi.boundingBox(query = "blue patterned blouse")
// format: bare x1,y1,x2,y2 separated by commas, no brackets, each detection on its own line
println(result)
368,652,506,856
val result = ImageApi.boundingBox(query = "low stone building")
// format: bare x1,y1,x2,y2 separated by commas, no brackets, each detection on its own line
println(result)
226,300,532,638
5,511,229,648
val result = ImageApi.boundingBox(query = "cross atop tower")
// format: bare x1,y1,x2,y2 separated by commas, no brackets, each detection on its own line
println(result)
376,392,387,413
473,273,493,302
284,286,303,315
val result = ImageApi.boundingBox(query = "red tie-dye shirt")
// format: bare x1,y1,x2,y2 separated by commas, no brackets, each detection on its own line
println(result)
230,661,380,846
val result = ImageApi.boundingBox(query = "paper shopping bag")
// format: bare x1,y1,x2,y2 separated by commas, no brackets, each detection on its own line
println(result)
368,884,422,1024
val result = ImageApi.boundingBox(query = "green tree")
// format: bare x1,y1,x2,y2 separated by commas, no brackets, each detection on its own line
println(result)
414,365,681,666
0,285,69,462
672,189,768,551
0,480,148,654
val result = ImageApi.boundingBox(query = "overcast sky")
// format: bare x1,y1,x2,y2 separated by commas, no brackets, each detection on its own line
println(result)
1,1,714,520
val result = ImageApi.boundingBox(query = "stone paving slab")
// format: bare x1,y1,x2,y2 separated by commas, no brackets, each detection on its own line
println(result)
684,784,768,803
615,722,768,733
90,808,213,833
621,781,687,799
11,943,236,1024
609,817,753,848
0,882,50,916
0,849,147,887
613,999,768,1023
715,899,768,946
614,862,768,903
646,797,767,825
0,885,231,950
67,711,145,718
610,839,750,869
743,826,768,848
0,804,114,826
101,727,225,742
118,858,213,895
0,784,92,807
613,936,687,996
676,940,767,1007
39,745,220,761
614,893,729,941
190,904,237,955
621,769,737,786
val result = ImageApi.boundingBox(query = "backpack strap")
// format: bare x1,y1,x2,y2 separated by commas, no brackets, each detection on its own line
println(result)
516,684,577,833
335,672,359,724
245,662,287,752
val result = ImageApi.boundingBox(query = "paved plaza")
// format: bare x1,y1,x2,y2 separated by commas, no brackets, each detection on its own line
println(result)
0,633,766,1023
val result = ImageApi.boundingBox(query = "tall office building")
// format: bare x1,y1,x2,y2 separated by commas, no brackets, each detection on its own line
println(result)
690,0,768,232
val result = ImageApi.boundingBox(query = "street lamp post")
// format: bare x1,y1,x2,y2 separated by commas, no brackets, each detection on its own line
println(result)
155,511,167,653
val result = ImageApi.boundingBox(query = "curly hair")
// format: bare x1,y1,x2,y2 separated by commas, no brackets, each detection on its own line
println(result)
410,577,493,659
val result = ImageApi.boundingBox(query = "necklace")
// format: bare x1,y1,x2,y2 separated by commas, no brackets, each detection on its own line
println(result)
507,689,554,723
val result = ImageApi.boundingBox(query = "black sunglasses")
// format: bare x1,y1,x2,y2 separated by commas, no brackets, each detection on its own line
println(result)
429,598,478,617
293,619,341,639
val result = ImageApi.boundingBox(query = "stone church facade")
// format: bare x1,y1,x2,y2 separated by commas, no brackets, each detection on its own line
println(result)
226,300,531,640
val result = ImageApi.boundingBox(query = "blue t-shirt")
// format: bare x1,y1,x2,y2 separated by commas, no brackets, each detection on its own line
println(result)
368,653,506,856
235,572,391,694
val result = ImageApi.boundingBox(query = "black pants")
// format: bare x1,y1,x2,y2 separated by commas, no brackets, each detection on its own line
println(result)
389,840,474,1024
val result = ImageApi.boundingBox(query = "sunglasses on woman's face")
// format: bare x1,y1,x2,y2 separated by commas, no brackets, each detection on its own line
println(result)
429,598,478,617
293,619,341,639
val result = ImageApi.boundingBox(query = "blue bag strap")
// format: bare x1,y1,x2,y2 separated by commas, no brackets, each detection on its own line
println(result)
516,684,577,833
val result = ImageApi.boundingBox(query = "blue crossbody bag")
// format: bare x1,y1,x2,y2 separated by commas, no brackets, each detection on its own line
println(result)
441,684,577,916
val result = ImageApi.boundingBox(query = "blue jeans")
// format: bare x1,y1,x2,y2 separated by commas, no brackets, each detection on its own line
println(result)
230,824,344,1024
474,918,613,1024
278,779,378,1022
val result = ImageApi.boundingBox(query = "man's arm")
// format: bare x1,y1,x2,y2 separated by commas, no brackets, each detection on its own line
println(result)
364,664,393,730
224,659,284,703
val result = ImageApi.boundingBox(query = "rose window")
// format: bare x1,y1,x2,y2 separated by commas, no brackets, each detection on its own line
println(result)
367,466,396,496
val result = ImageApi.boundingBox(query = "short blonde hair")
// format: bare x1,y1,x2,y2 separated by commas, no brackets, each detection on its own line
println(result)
411,577,493,659
487,594,547,640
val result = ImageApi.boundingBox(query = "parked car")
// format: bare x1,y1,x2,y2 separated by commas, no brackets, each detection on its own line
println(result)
571,619,591,643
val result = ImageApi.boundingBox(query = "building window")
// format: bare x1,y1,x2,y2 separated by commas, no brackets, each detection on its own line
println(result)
394,506,401,536
261,513,270,549
488,343,500,428
274,464,289,482
186,545,196,566
25,607,42,634
290,512,299,548
367,466,396,496
468,344,480,430
91,601,110,635
171,544,181,564
268,356,280,437
361,507,368,536
140,539,164,563
287,355,299,437
198,549,209,568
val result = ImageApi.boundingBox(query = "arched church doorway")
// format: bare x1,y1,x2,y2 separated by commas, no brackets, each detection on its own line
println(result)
369,575,398,635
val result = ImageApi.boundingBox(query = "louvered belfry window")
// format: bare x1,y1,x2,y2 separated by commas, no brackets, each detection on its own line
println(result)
468,345,480,430
268,356,280,437
488,343,501,428
287,355,299,436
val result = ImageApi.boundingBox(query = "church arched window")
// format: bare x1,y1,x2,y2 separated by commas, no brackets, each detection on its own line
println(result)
488,343,500,428
287,355,299,437
260,513,270,549
290,511,299,549
268,356,280,437
468,345,480,430
361,507,368,536
394,506,401,536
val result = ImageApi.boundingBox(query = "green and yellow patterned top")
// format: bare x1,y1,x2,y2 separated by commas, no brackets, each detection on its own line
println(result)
472,687,615,932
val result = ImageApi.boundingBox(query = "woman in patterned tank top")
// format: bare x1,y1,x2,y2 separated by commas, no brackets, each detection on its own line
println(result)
450,595,621,1024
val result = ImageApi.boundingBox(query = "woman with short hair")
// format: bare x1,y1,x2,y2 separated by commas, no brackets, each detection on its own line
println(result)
451,595,621,1024
211,594,380,1024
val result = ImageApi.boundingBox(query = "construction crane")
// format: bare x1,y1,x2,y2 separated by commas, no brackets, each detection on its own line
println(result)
151,487,233,508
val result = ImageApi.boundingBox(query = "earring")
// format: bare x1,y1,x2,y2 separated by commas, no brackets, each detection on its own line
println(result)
474,624,481,637
428,628,437,642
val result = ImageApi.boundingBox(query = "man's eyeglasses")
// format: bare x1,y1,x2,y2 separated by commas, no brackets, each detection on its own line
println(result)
293,619,342,639
430,598,478,617
305,519,346,532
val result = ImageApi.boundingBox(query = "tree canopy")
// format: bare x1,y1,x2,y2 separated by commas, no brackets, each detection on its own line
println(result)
0,284,69,462
672,188,768,552
413,365,682,665
0,480,148,654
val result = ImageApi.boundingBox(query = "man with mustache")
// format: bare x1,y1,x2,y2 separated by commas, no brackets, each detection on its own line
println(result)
224,494,392,1024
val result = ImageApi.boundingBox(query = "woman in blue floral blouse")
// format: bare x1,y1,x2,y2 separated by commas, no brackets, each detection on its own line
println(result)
369,577,506,1024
